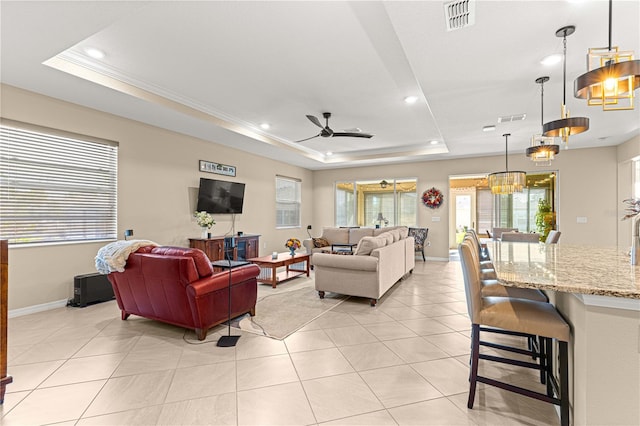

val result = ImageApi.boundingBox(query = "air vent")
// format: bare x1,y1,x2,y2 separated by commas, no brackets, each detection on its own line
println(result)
498,113,527,123
444,0,476,31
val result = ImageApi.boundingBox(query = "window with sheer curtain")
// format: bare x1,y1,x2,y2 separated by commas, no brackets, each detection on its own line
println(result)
0,120,118,245
275,175,301,228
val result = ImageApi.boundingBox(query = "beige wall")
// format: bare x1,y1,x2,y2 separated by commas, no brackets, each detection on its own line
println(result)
313,145,620,258
2,85,314,310
617,135,640,248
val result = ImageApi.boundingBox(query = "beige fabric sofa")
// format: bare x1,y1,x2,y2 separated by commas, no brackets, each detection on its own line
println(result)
312,227,415,306
303,226,402,265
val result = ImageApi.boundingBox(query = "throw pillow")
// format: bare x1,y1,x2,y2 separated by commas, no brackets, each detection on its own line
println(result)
355,235,387,255
313,237,330,248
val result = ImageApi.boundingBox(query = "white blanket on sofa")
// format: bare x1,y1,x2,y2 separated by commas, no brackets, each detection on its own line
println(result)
95,239,159,274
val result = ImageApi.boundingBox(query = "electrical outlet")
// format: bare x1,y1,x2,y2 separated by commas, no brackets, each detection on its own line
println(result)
427,241,431,247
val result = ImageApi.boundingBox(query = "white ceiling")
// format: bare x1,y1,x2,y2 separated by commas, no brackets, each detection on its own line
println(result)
1,0,639,170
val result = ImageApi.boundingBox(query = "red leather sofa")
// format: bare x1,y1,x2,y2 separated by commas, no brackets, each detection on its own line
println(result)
107,246,260,340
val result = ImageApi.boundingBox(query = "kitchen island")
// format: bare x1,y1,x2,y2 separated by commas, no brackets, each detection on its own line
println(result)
487,242,640,425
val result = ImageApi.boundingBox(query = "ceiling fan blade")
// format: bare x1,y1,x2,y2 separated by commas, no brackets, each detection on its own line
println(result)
294,133,321,143
332,132,374,138
306,115,324,129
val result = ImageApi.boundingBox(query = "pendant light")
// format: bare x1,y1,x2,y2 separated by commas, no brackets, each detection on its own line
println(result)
527,76,560,166
488,133,526,195
574,0,640,111
542,26,589,148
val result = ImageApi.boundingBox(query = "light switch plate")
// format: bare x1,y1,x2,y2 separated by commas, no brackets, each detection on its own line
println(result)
432,217,441,222
576,216,588,224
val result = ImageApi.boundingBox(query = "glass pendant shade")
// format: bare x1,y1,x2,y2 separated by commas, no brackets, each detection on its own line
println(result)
489,133,526,195
527,136,559,167
528,76,560,166
488,171,526,195
574,0,640,111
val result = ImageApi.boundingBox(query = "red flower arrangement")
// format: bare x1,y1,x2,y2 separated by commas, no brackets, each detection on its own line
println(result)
422,187,443,209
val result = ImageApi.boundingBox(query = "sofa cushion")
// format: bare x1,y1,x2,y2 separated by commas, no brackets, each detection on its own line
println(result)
322,227,349,244
378,232,394,245
355,235,387,256
349,227,375,244
398,226,409,239
313,237,330,248
389,229,401,242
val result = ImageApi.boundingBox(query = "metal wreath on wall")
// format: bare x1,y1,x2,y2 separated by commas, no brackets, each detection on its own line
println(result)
422,187,444,209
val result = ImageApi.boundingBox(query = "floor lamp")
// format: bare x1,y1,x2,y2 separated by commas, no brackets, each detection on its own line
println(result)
217,238,240,347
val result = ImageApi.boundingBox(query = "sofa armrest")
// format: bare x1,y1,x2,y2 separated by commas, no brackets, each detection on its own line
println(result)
312,252,378,272
302,238,314,254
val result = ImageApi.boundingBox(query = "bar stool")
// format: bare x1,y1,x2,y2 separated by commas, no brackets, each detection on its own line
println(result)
459,239,571,426
464,233,548,302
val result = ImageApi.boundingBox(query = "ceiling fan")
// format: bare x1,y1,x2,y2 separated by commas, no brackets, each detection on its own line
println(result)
296,112,373,142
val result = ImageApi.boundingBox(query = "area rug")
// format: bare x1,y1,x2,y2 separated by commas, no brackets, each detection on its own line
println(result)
185,279,348,342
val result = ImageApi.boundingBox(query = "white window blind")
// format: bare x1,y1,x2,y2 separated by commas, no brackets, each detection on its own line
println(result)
0,120,118,245
275,175,301,228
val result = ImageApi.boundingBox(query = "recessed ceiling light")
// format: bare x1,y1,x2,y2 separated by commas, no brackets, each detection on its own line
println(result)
482,125,496,132
84,47,105,59
429,140,439,145
326,151,333,156
260,123,270,130
404,96,418,104
541,54,562,66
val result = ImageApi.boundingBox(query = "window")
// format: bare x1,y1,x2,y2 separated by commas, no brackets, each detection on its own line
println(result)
0,120,118,245
275,175,301,228
335,179,417,227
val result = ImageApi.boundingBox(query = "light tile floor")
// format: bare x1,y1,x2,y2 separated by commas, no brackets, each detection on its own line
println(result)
1,259,560,425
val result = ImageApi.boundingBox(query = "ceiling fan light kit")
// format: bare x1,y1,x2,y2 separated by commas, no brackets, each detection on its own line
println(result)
488,133,526,195
574,0,640,111
542,25,589,148
296,112,373,143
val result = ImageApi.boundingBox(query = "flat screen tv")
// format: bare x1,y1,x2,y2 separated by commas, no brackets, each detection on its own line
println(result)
196,178,245,214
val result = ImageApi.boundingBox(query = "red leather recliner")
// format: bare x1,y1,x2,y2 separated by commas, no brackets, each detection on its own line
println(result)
107,246,259,340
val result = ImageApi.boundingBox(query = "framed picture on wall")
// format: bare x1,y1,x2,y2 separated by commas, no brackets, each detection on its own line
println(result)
199,160,236,177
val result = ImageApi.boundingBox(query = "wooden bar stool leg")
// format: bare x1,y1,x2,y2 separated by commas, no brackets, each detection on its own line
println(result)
559,340,569,426
468,324,480,409
539,337,547,385
546,337,554,398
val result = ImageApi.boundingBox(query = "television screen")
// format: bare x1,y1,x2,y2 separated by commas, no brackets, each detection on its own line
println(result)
196,178,245,214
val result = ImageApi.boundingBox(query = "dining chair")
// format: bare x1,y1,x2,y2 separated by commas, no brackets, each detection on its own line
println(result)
459,239,571,426
501,232,542,243
491,227,518,240
545,230,561,244
408,227,428,261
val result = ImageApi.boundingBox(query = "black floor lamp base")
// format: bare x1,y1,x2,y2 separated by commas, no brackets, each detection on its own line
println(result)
216,334,240,347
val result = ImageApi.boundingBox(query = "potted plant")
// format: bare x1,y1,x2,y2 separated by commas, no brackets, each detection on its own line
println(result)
535,199,555,242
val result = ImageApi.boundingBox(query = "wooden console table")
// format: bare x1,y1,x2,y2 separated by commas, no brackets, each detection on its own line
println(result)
189,234,260,262
1,240,13,403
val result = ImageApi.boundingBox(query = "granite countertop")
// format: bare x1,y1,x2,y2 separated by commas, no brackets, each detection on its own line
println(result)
486,242,640,299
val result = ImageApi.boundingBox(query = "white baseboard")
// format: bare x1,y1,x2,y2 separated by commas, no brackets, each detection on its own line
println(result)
9,299,69,318
425,256,450,262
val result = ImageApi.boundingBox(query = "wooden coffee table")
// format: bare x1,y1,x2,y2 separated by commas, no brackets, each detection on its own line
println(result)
247,252,310,288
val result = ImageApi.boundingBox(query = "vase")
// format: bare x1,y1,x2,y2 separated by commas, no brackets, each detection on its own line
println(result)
201,228,209,239
289,247,296,256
